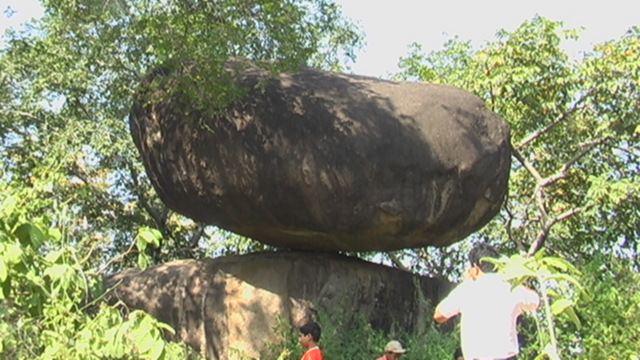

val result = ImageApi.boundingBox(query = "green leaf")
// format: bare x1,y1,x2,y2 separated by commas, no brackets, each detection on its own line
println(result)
542,256,581,274
0,195,18,219
3,242,23,266
47,227,63,242
44,249,64,264
137,253,151,269
0,276,10,300
44,264,71,281
148,341,165,360
136,331,157,353
563,306,581,329
550,298,574,315
137,227,162,248
501,260,537,281
155,321,176,334
0,259,6,283
13,223,45,250
545,273,584,292
545,287,560,299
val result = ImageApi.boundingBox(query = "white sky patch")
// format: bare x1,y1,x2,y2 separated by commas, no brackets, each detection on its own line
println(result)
1,0,44,46
2,0,638,75
335,0,639,76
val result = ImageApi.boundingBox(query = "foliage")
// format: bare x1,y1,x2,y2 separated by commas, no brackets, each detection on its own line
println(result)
0,183,201,359
263,310,459,360
0,0,363,270
395,16,639,359
396,16,639,266
560,256,640,359
1,1,362,358
1,3,638,358
488,251,584,359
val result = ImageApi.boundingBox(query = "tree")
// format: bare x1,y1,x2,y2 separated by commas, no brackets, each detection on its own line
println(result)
0,0,362,357
394,16,639,267
0,0,363,267
2,4,638,357
394,16,639,358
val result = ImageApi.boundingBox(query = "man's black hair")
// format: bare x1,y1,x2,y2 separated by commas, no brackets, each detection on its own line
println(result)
468,243,499,273
453,347,463,360
299,321,321,342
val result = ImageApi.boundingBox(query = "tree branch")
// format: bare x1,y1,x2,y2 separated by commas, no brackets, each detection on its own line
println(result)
516,96,587,149
387,251,410,272
527,205,590,256
503,192,526,252
0,109,42,121
539,136,609,187
90,239,139,276
511,144,544,182
125,159,175,246
188,222,205,250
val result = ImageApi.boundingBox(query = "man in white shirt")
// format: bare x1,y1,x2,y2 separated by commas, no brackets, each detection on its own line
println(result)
433,244,540,360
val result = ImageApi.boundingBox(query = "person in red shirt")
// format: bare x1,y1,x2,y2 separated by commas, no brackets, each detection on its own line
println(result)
375,340,407,360
298,321,323,360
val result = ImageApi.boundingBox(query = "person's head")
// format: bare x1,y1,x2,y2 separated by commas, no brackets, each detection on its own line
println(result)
468,243,499,273
453,347,463,360
383,340,407,359
298,321,321,349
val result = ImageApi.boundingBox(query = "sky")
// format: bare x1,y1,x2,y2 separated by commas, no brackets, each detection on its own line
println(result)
335,0,639,76
1,0,639,77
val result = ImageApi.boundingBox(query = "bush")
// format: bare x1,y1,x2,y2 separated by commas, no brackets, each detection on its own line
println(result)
0,193,201,360
560,256,640,359
263,309,459,360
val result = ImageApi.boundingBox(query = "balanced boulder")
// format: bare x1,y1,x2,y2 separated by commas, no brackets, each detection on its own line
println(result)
129,59,511,251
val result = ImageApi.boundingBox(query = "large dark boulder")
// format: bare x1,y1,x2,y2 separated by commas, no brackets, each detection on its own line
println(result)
130,60,510,251
104,251,451,359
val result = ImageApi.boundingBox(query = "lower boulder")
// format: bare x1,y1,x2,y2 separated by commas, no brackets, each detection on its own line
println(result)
104,251,451,359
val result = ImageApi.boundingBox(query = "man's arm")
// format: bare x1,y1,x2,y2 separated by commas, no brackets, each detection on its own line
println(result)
433,291,460,324
433,275,466,323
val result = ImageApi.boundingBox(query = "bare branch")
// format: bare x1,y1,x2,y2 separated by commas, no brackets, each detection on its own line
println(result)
516,96,587,149
504,198,526,252
540,136,609,187
126,159,166,229
527,205,590,256
554,206,589,223
614,144,640,160
511,144,544,182
90,240,138,276
534,183,548,223
387,251,410,272
0,110,43,139
188,223,205,249
512,144,549,223
0,109,42,121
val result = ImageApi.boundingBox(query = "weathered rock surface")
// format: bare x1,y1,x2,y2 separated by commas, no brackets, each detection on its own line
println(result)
104,251,451,360
129,60,511,251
